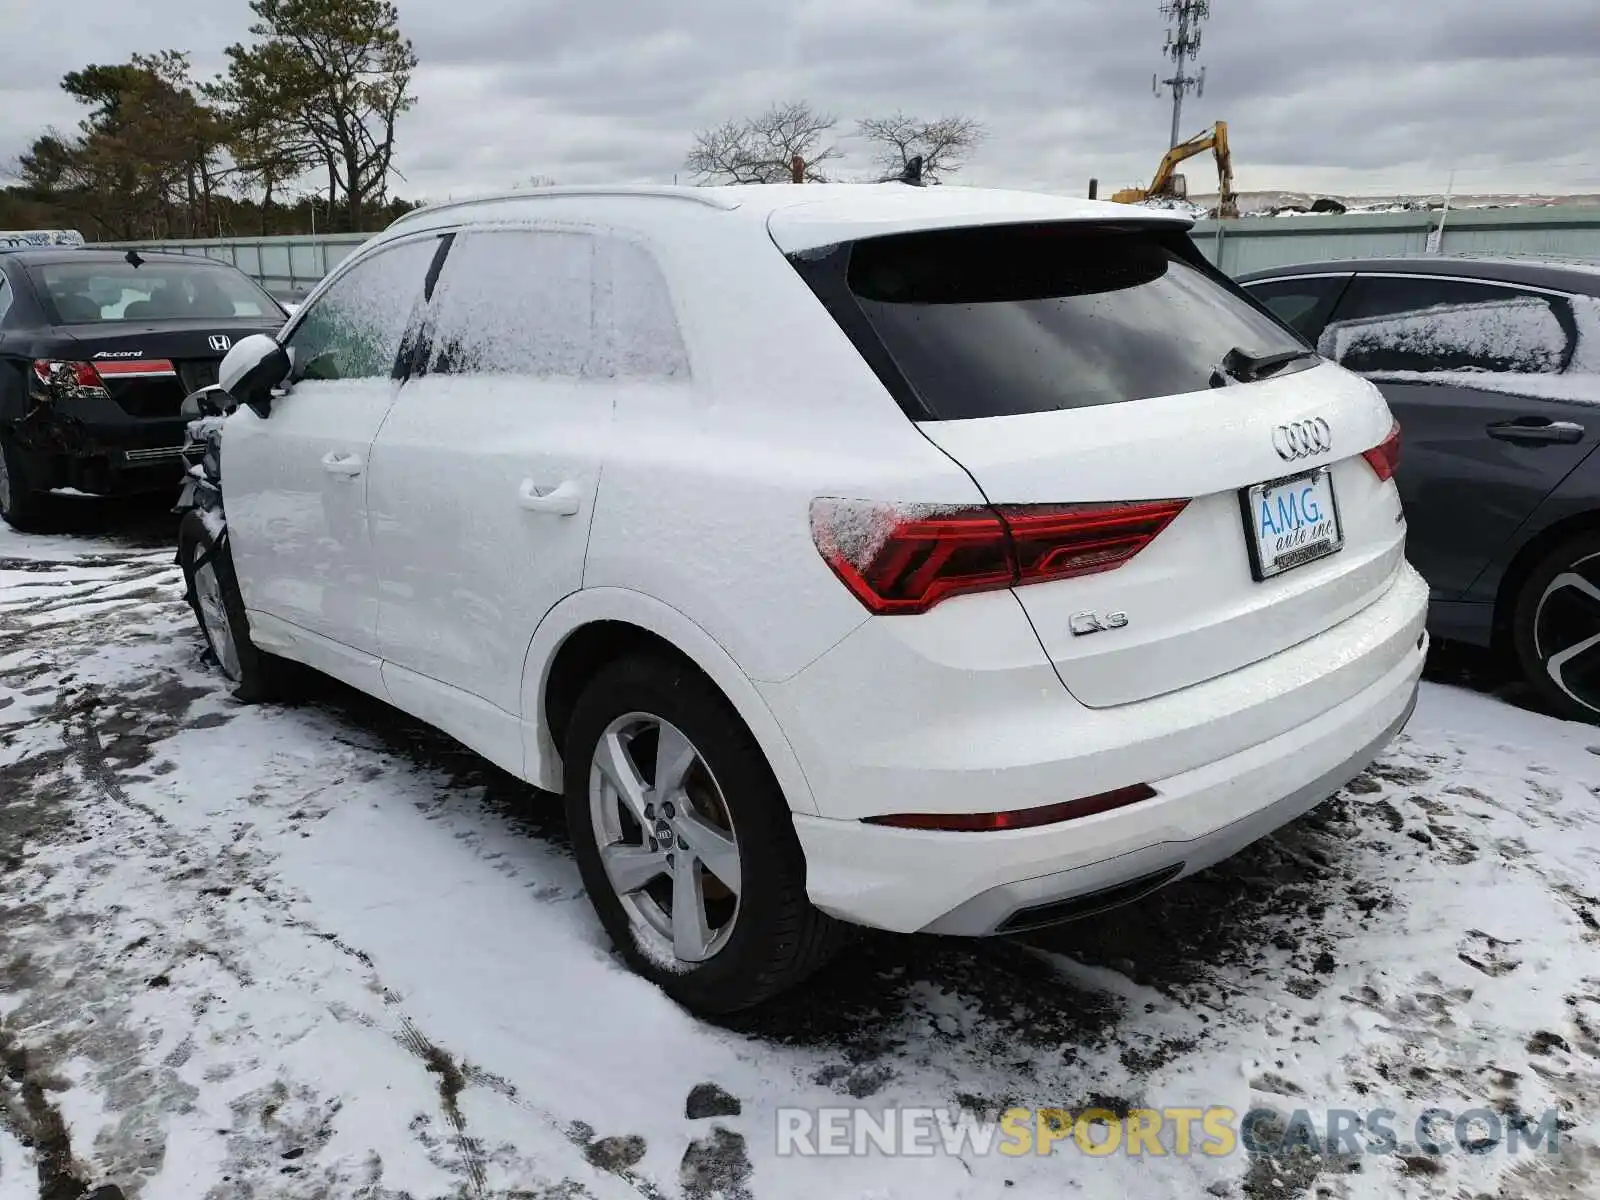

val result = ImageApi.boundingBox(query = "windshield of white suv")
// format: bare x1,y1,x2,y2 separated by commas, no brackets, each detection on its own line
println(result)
841,224,1309,420
31,259,282,324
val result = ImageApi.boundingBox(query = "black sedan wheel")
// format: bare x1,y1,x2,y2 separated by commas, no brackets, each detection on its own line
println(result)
1513,531,1600,723
0,433,48,532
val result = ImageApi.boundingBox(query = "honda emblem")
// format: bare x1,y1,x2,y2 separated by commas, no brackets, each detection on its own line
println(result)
208,334,232,352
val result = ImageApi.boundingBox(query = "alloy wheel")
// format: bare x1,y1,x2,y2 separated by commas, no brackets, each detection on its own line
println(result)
1532,551,1600,717
588,713,742,965
191,545,242,682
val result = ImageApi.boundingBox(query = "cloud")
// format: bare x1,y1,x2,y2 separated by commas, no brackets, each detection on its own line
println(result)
2,0,1596,204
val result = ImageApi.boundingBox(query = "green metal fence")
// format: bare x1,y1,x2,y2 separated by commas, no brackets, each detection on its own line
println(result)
1189,205,1600,275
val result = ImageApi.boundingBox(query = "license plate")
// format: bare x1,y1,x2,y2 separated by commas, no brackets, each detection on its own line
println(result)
1241,467,1343,580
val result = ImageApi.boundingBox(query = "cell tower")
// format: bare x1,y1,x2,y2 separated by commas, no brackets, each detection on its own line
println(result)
1153,0,1209,149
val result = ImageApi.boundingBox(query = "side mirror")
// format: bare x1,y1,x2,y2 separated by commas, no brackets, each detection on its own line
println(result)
180,383,235,419
218,333,290,419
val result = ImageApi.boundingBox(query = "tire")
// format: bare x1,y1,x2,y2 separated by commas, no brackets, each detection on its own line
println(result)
564,653,846,1013
1512,529,1600,724
0,432,50,532
177,510,295,703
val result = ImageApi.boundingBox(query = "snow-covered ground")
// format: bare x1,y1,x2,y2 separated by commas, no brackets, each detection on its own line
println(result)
4,502,1600,1199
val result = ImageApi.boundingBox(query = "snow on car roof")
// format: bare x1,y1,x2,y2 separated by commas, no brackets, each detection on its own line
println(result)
387,183,1190,253
758,184,1192,252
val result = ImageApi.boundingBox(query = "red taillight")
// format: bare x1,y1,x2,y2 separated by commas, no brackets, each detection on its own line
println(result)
1000,501,1192,585
1362,419,1401,482
810,497,1189,616
809,501,1013,615
31,358,177,400
32,359,108,395
864,784,1158,832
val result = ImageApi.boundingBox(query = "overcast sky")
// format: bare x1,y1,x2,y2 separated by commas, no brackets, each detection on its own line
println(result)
2,0,1598,203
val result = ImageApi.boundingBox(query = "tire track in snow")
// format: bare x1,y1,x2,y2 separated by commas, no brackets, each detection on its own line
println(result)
0,1026,121,1200
65,688,170,826
397,1017,491,1200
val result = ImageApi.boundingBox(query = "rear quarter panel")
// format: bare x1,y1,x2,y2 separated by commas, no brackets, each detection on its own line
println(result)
1463,441,1600,617
576,208,990,684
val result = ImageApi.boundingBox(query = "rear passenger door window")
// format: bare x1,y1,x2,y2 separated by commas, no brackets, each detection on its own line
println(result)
419,228,690,381
1243,275,1349,343
1320,275,1575,377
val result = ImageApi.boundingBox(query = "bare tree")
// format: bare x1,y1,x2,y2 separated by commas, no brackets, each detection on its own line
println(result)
685,101,841,184
856,112,986,183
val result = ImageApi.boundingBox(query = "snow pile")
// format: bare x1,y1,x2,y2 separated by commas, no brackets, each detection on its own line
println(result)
1198,190,1600,217
1125,197,1211,220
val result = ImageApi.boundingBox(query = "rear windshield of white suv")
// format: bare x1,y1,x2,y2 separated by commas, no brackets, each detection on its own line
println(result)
840,224,1308,420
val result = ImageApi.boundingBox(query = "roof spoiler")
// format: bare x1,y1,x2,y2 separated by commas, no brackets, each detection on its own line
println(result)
0,229,87,249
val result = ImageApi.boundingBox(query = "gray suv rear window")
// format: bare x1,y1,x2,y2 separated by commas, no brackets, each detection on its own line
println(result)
837,225,1306,421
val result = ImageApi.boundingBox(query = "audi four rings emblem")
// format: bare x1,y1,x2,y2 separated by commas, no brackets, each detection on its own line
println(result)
208,334,232,352
1272,418,1332,461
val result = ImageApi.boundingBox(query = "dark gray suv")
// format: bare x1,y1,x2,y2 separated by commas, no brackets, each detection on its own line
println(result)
1240,255,1600,721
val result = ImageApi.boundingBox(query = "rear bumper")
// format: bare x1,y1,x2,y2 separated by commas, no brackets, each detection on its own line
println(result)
932,664,1417,934
10,398,186,493
778,564,1429,934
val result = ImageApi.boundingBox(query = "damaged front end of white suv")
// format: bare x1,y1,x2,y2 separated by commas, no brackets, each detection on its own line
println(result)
173,384,231,539
172,383,234,645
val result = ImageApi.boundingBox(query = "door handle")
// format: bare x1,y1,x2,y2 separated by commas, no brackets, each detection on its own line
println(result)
517,478,582,516
1487,418,1585,445
321,451,364,477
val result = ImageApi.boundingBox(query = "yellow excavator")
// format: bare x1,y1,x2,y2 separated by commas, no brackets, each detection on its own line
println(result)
1112,121,1239,219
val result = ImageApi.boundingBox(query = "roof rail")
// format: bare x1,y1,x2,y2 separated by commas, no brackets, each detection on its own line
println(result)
387,185,742,230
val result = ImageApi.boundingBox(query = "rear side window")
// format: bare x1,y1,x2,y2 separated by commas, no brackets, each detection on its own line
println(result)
834,225,1306,420
1244,275,1348,342
0,276,11,324
1321,275,1575,375
421,229,689,380
284,237,439,382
